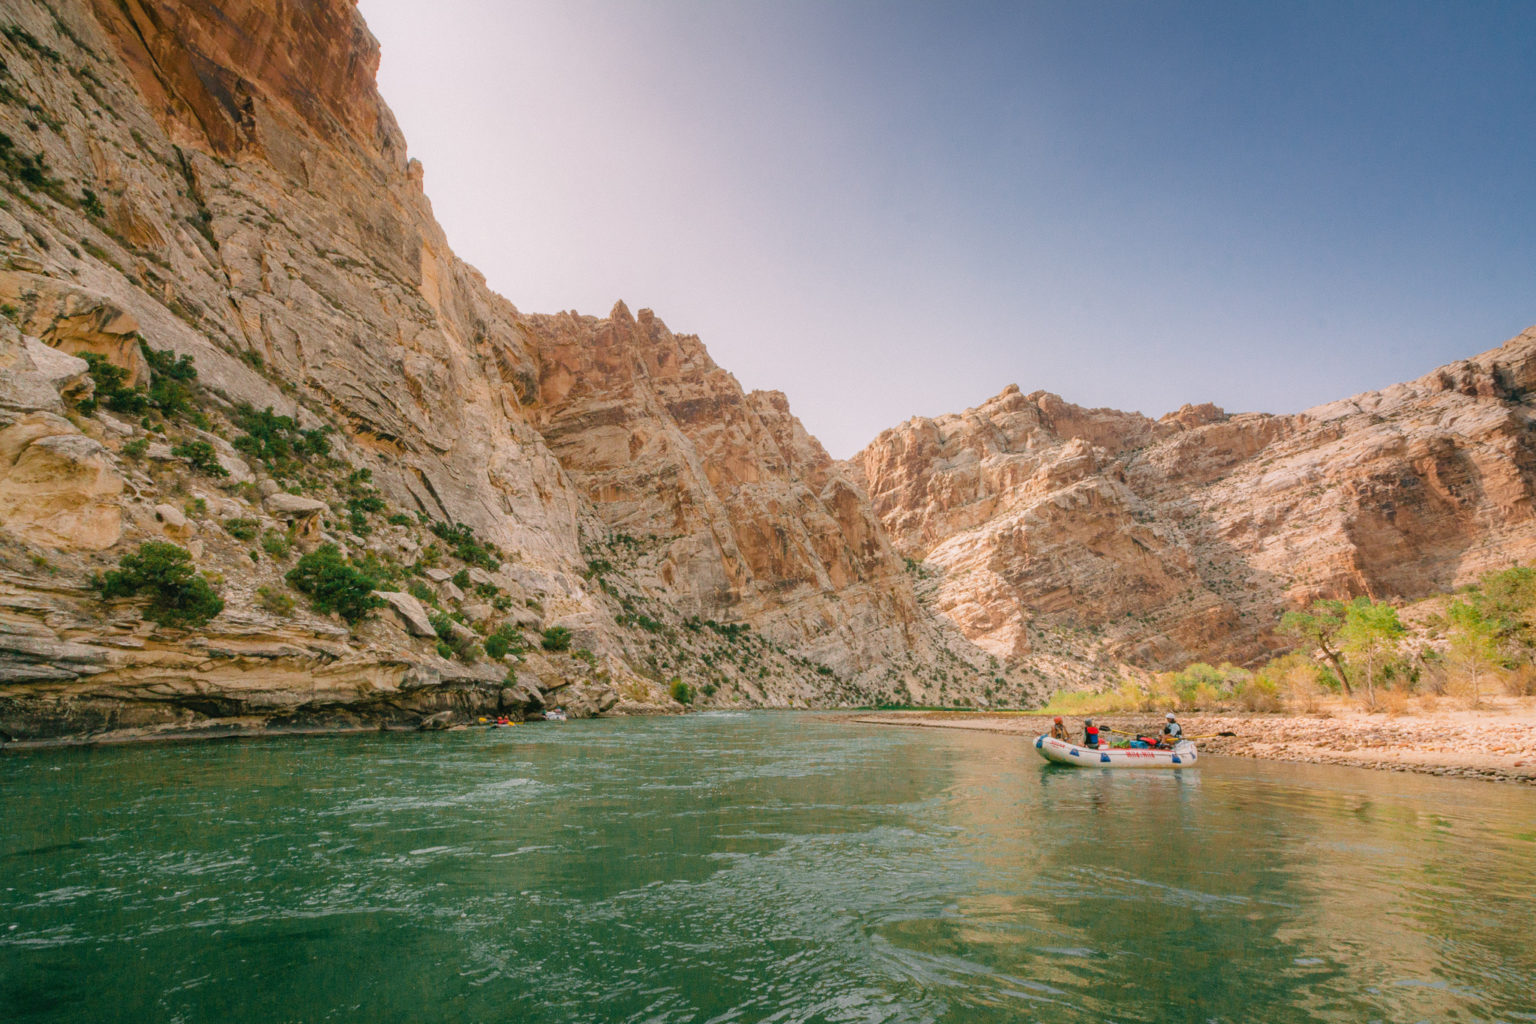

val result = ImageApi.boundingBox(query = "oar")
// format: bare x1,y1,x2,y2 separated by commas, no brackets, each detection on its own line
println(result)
1102,725,1236,740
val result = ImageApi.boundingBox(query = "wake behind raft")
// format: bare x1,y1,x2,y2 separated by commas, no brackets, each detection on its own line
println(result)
1034,735,1199,768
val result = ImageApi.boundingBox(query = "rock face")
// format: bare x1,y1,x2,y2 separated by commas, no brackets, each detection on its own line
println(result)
0,0,967,742
524,302,927,677
0,0,1532,741
850,329,1536,669
0,326,124,550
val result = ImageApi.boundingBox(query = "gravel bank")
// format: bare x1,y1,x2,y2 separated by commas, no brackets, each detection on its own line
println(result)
843,700,1536,784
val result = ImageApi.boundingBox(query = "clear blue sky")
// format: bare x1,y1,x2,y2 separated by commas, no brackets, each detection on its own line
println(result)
360,0,1535,457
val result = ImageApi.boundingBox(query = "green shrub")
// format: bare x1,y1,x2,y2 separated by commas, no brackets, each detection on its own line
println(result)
285,544,382,624
170,440,227,477
429,611,482,661
435,641,454,660
96,541,223,627
78,352,147,415
407,579,438,607
256,585,294,616
386,513,413,527
670,679,694,705
483,623,524,660
427,520,500,570
140,343,199,419
452,569,470,589
223,517,258,541
261,529,291,559
540,625,572,652
230,404,331,475
122,437,149,459
349,551,401,587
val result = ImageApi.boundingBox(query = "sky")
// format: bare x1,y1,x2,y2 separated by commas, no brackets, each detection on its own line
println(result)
359,0,1536,458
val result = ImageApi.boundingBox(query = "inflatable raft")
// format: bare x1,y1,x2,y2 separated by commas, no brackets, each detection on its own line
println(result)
1034,735,1198,768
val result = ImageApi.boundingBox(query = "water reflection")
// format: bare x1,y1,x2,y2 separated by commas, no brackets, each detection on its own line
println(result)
1,716,1533,1023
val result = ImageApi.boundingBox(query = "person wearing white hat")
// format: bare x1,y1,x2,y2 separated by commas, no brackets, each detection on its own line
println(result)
1161,712,1183,746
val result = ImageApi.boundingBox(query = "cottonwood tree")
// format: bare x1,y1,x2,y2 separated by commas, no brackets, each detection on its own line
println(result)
1447,599,1499,705
1339,597,1405,706
1280,599,1352,695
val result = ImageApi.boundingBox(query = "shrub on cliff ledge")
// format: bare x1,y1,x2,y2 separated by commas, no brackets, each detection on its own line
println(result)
540,626,571,652
285,544,382,624
96,541,224,627
484,623,524,660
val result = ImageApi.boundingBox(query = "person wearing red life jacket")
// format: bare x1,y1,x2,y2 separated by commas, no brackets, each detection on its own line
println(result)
1082,718,1101,748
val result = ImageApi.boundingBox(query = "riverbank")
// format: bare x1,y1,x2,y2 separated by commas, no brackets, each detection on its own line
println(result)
842,698,1536,784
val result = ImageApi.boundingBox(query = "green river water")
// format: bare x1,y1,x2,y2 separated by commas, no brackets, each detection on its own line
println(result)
2,713,1534,1023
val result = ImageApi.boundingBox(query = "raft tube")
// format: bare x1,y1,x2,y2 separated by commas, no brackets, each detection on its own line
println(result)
1034,734,1198,768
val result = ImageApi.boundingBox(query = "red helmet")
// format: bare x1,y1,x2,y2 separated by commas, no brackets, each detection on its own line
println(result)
1053,716,1063,723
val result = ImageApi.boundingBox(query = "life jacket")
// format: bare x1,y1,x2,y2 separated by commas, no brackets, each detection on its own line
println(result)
1084,725,1100,747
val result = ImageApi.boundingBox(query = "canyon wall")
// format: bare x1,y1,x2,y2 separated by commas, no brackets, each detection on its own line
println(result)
0,0,955,742
0,0,1532,742
850,330,1536,671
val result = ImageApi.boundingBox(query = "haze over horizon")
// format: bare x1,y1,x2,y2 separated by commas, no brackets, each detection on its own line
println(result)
361,0,1536,457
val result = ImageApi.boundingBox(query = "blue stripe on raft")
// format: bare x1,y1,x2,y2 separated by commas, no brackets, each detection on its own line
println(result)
1035,737,1043,749
1171,755,1182,764
1100,753,1111,763
1070,749,1079,757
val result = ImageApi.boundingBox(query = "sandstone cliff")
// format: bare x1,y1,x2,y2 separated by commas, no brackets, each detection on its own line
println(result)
1,0,1531,743
0,0,964,743
850,329,1536,672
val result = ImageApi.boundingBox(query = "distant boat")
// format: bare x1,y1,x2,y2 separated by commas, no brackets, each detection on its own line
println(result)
1034,735,1198,768
545,708,568,722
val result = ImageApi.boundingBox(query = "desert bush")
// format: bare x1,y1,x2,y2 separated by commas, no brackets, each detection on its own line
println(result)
1235,676,1281,712
670,679,694,705
428,520,499,571
171,440,227,477
96,541,223,627
223,517,258,541
484,623,524,660
1037,681,1148,717
1376,685,1413,716
77,353,147,416
260,529,291,559
230,404,330,475
540,625,572,652
1504,664,1536,697
285,544,381,624
256,585,294,616
428,611,481,661
141,343,199,419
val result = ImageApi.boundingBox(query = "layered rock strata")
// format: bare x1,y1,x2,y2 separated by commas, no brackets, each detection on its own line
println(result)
850,329,1536,670
0,0,959,742
0,0,1532,743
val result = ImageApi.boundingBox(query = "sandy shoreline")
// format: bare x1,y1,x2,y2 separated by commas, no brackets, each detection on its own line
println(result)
839,701,1536,785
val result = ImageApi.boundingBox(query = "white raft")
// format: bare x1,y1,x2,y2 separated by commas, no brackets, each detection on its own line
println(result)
1034,734,1198,768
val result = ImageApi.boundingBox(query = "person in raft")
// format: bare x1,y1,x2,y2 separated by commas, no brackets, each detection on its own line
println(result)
1049,716,1070,741
1160,713,1183,746
1082,718,1101,748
